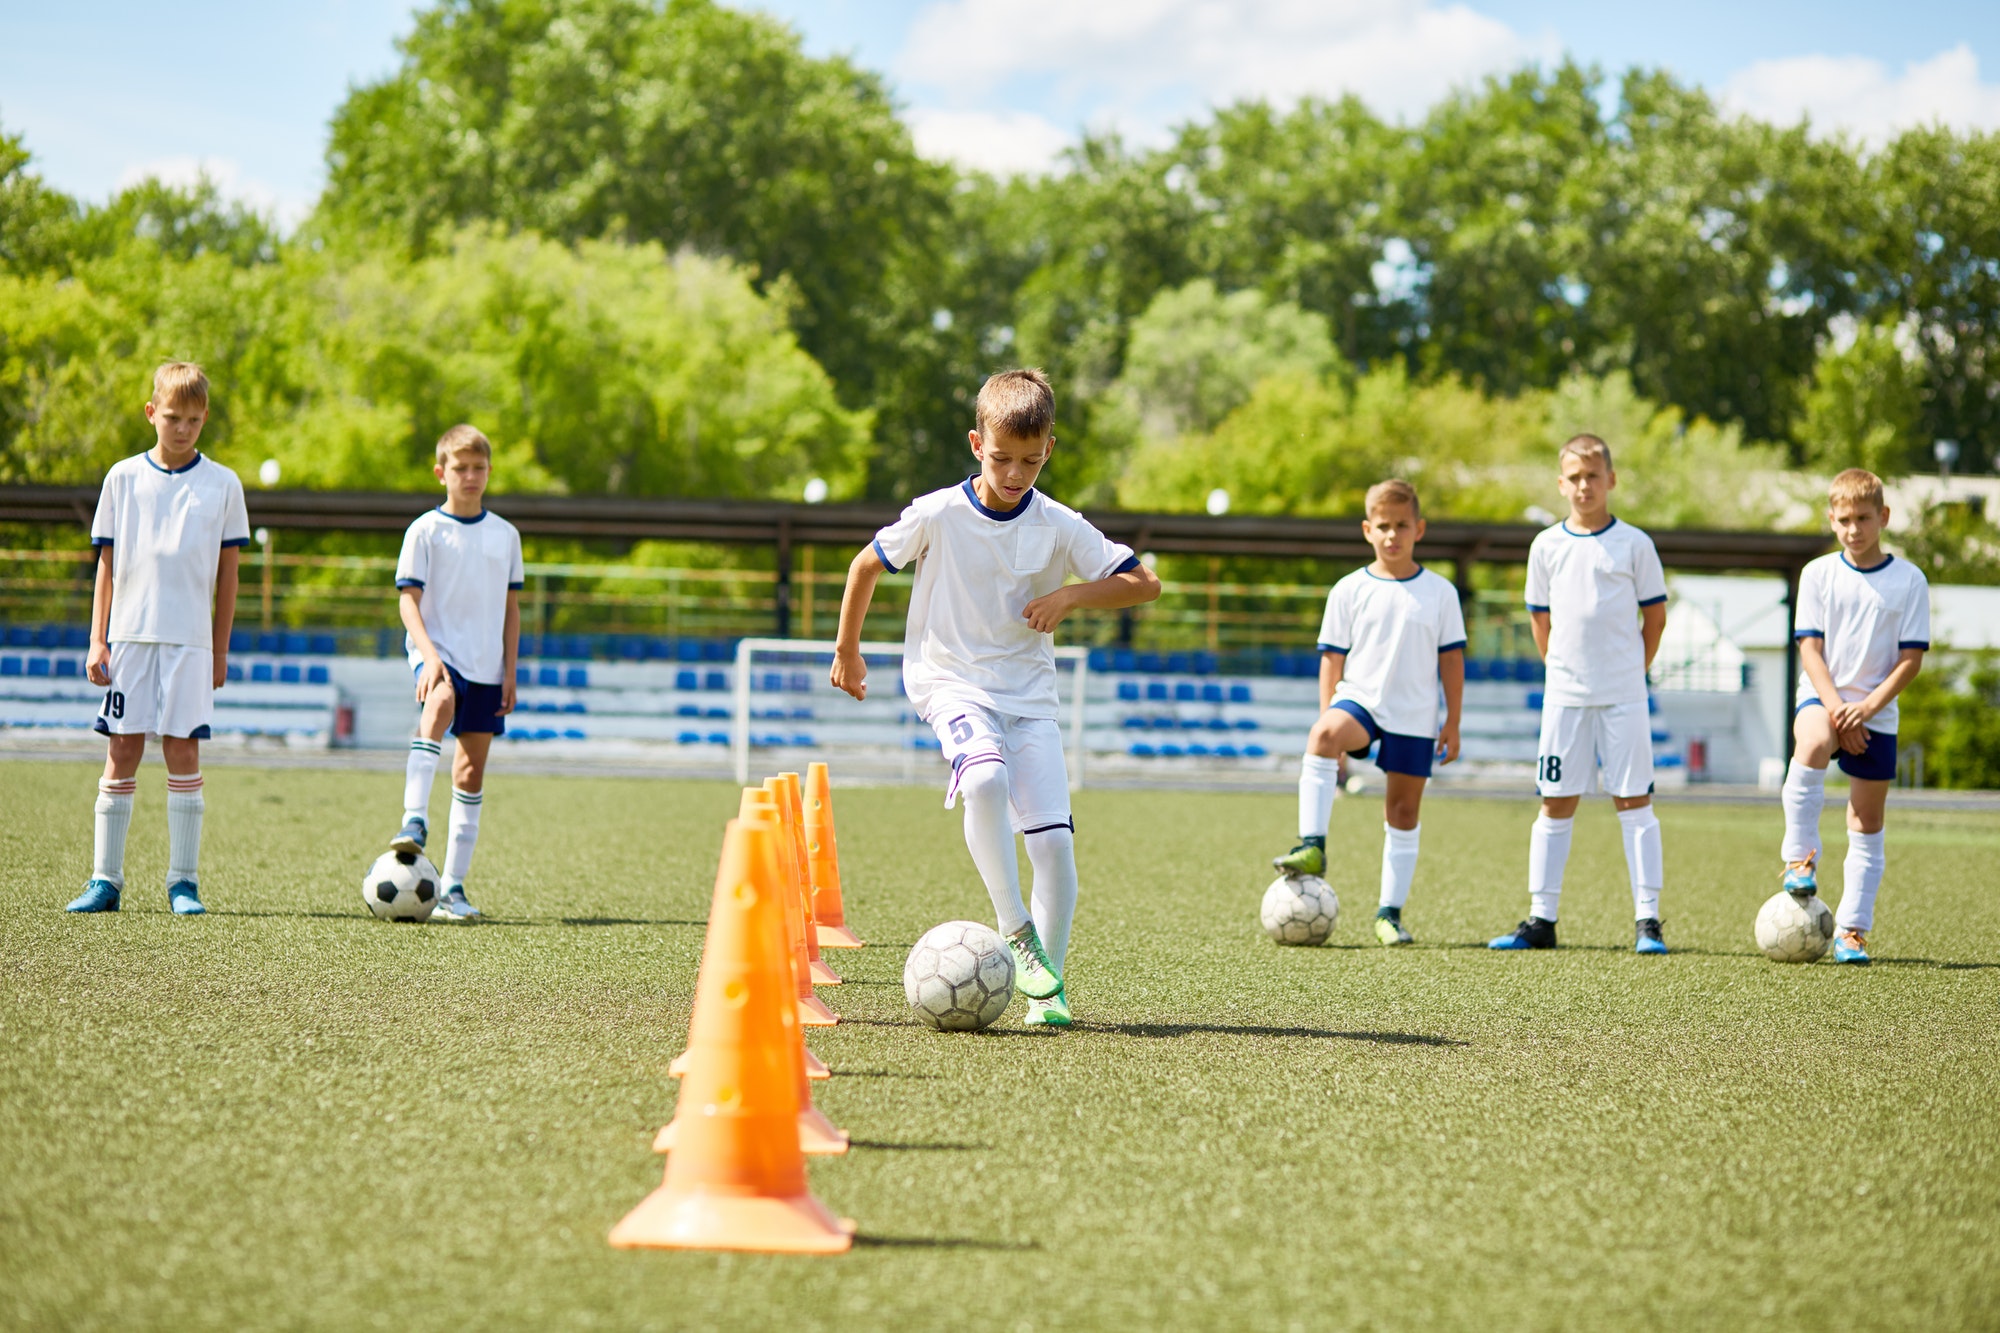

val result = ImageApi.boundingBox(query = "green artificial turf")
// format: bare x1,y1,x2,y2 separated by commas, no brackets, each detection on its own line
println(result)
2,759,1996,1330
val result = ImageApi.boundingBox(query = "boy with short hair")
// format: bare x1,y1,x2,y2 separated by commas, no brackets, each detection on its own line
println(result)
1489,434,1672,955
830,368,1161,1026
387,424,523,923
67,362,249,915
1273,479,1465,945
1777,468,1927,965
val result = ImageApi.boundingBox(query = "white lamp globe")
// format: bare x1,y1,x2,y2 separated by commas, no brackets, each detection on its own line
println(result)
803,477,830,504
1205,488,1230,516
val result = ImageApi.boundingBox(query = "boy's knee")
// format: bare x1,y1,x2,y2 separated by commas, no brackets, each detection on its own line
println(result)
1024,822,1074,855
956,756,1008,804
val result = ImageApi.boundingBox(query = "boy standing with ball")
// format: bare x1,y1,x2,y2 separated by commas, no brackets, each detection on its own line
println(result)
386,425,523,923
830,369,1160,1026
1777,468,1927,965
1489,434,1671,955
1272,479,1465,945
67,363,249,915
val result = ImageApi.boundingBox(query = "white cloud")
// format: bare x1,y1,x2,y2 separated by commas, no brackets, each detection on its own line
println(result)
114,155,312,229
907,107,1077,175
1721,44,2000,146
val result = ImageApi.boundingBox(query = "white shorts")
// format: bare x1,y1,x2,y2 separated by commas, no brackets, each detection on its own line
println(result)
94,642,214,740
1536,699,1654,799
929,698,1072,833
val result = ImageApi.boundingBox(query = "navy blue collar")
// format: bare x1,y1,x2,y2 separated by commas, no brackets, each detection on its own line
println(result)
1841,552,1894,574
1560,516,1618,537
961,477,1036,522
1363,563,1425,582
145,450,203,475
436,506,488,524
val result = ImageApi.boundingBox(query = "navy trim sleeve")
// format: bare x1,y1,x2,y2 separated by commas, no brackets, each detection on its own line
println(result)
1794,629,1825,640
1111,554,1142,574
1525,603,1550,614
1439,640,1467,653
1317,643,1348,655
221,537,251,548
507,581,525,591
1638,594,1668,607
871,538,899,574
1899,640,1930,650
91,537,114,547
396,578,425,589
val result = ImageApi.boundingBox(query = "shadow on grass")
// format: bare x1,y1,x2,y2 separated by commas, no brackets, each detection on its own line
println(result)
831,1070,942,1080
837,1018,1046,1038
1430,941,1740,957
824,979,901,987
853,1235,1038,1252
557,917,705,928
1078,1020,1466,1048
214,909,375,922
849,1139,985,1151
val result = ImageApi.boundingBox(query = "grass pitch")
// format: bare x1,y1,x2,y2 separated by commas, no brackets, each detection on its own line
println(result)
2,760,1997,1331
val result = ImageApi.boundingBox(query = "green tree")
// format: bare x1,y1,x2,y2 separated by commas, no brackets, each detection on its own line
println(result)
0,126,80,276
1896,651,2000,788
1793,319,1925,475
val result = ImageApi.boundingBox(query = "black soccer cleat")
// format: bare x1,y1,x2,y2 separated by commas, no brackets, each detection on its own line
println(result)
1488,917,1558,951
1635,917,1668,955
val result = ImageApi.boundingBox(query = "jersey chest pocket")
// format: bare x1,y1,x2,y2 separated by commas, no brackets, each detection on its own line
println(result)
1010,527,1058,575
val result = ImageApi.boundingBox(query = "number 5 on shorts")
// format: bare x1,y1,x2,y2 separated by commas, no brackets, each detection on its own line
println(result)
948,715,974,745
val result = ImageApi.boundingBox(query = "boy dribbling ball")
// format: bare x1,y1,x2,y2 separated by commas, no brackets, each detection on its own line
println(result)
386,425,523,924
1778,468,1927,965
68,363,249,915
1489,434,1672,955
830,368,1161,1027
1273,480,1466,945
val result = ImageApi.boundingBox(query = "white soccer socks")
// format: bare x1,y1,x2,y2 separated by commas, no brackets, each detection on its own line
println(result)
1781,760,1827,864
1837,830,1885,933
1298,753,1342,841
1617,805,1664,921
1025,823,1079,974
92,776,137,887
443,787,482,886
1528,814,1574,922
165,772,205,886
956,758,1031,937
1379,823,1420,911
404,738,442,826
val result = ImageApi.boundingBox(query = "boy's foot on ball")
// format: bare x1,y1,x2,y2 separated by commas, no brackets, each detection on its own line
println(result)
1025,986,1071,1028
1635,918,1668,955
1005,921,1062,998
64,879,121,913
1833,928,1870,965
1488,917,1557,950
1373,907,1412,946
389,817,428,857
1781,851,1818,897
1272,840,1325,878
434,887,481,924
167,881,206,916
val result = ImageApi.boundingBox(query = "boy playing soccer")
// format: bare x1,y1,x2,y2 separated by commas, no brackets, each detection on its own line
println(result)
67,362,249,915
387,424,523,923
830,368,1160,1026
1273,480,1465,945
1489,434,1671,954
1777,468,1927,965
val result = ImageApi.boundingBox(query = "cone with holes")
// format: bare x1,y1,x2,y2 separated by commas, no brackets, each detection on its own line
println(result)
803,761,864,948
609,818,853,1253
775,773,841,986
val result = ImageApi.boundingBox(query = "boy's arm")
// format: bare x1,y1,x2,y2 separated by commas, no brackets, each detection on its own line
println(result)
1317,650,1345,710
212,547,240,688
1639,601,1666,673
1852,648,1923,731
1529,610,1551,660
830,546,887,701
1021,564,1161,634
499,589,520,714
400,589,448,702
86,548,115,686
1437,647,1464,763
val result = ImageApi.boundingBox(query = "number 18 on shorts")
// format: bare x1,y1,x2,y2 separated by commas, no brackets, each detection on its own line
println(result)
1535,699,1654,799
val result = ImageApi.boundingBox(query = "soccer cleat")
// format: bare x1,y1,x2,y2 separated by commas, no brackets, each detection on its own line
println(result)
1373,907,1413,946
1004,921,1062,999
64,879,121,913
1833,929,1871,965
1635,918,1668,954
1272,841,1326,878
389,817,428,857
433,887,481,924
167,880,206,916
1024,986,1072,1028
1781,851,1819,897
1488,917,1558,950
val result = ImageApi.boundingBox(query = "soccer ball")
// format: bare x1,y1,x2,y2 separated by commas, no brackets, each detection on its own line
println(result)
362,850,440,923
1262,875,1339,946
1754,890,1834,963
903,920,1014,1031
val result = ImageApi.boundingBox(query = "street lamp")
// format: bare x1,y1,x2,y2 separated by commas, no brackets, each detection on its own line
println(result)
258,458,281,487
802,477,829,504
1935,438,1960,486
1205,488,1230,516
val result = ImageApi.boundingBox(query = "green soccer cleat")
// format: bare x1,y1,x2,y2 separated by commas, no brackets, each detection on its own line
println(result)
1272,840,1326,878
1024,986,1071,1028
1373,907,1413,946
1005,921,1062,999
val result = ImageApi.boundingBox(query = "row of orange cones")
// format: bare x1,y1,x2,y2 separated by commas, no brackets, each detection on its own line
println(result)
609,763,864,1254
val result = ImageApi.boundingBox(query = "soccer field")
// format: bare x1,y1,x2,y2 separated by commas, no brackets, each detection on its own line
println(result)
3,761,1996,1330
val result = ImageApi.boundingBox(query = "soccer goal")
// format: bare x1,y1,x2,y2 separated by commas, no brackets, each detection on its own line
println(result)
730,638,1091,789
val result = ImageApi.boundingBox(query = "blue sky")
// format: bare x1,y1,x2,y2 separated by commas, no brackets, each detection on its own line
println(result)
3,1,1996,223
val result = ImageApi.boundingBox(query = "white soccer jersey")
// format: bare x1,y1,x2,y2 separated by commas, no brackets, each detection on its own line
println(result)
90,451,251,648
1525,517,1668,707
873,479,1137,720
1315,566,1466,738
395,507,525,685
1793,551,1930,734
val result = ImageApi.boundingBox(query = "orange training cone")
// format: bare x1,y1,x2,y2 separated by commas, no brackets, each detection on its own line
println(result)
804,761,864,948
758,783,838,1027
609,819,853,1253
674,1043,828,1081
776,773,841,986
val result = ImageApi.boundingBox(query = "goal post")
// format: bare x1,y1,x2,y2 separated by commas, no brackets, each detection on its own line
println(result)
731,638,1090,789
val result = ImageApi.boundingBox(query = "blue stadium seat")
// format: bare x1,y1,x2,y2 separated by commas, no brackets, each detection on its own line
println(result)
1655,753,1684,767
1512,659,1541,682
788,672,810,693
534,701,556,714
251,663,274,682
1200,682,1223,703
1145,681,1169,701
676,669,698,691
1206,718,1230,732
1088,648,1113,672
759,672,782,692
279,665,301,684
309,634,336,655
703,641,733,661
34,626,59,648
282,633,308,655
1228,683,1252,703
1138,653,1164,673
704,671,727,692
791,733,813,746
1113,649,1137,672
1128,743,1156,758
1174,681,1197,702
1651,729,1669,744
230,630,252,653
1243,744,1268,758
707,731,730,745
1122,716,1147,730
537,666,560,687
565,667,589,688
256,632,281,654
562,728,585,740
1527,691,1544,710
1193,652,1218,676
1167,653,1191,674
307,665,330,685
676,641,703,662
226,663,243,682
705,707,729,720
790,707,812,720
1215,744,1239,758
1233,718,1259,731
1152,716,1175,730
517,666,531,686
1116,681,1140,702
678,730,702,744
1158,743,1184,757
1178,718,1205,731
677,704,700,717
54,659,78,678
0,656,22,676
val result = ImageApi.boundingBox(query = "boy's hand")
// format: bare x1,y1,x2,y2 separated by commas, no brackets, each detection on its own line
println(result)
1022,586,1076,634
415,657,448,702
498,679,516,715
1837,721,1871,755
213,653,228,689
1829,700,1867,734
1436,720,1461,765
830,647,867,701
86,641,111,687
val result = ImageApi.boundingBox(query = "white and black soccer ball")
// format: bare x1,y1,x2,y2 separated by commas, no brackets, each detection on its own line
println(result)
1755,890,1834,963
1262,874,1339,946
904,920,1014,1031
362,850,440,923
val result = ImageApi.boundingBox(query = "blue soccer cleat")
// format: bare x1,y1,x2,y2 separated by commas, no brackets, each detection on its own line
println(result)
1833,929,1871,965
1782,851,1818,897
65,879,121,913
1635,918,1668,954
432,886,481,924
1489,917,1557,950
389,817,428,857
168,880,206,915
